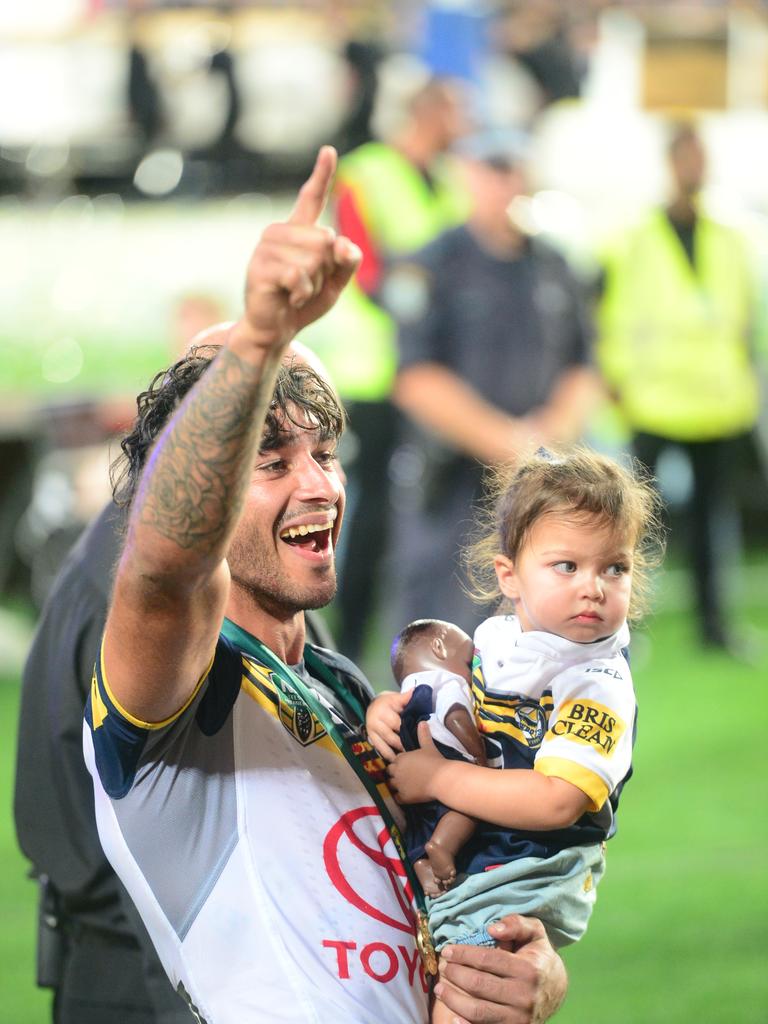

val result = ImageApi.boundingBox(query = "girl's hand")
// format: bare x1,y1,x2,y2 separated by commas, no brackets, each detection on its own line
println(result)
387,722,447,804
365,690,411,761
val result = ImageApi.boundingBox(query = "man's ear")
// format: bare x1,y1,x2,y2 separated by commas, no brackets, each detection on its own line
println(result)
494,554,519,601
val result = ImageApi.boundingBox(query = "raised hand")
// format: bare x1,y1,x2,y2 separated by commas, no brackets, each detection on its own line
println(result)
233,146,361,355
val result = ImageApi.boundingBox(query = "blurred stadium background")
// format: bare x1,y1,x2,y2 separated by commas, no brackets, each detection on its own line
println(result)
1,1,767,1021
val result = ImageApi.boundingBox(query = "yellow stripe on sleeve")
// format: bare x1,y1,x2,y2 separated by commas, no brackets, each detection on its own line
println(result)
90,669,109,730
99,641,216,731
535,757,610,813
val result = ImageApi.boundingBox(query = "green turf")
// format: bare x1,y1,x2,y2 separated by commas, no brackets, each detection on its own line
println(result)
1,557,766,1022
556,602,768,1024
0,678,52,1021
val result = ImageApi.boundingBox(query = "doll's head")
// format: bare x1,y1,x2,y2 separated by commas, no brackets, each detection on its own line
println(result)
465,447,664,641
391,619,474,683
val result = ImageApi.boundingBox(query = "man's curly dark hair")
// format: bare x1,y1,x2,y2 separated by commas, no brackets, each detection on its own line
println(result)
110,343,346,509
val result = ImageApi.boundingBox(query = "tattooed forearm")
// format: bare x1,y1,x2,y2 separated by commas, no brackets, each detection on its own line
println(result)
135,347,276,553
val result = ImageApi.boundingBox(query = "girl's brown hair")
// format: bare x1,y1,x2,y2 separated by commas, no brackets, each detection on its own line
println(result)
464,447,665,623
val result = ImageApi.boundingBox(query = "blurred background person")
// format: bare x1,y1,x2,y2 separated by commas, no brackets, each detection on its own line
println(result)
14,496,193,1024
495,1,597,111
11,305,226,1024
12,292,228,613
386,130,599,634
597,122,761,653
169,291,227,356
333,38,384,155
329,59,472,661
13,332,336,1024
127,34,163,150
0,424,39,603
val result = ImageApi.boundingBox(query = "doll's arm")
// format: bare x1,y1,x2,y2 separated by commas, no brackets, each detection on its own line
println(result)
443,704,486,766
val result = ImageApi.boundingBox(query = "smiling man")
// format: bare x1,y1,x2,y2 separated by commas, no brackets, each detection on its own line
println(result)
83,147,567,1024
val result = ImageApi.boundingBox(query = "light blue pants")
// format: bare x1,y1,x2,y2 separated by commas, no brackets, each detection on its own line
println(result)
427,844,606,951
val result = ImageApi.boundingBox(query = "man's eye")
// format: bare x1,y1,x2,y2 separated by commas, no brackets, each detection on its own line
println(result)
259,460,287,473
316,450,337,466
553,561,576,573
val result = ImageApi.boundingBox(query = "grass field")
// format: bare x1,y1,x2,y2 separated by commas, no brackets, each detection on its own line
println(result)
0,659,52,1022
1,557,767,1022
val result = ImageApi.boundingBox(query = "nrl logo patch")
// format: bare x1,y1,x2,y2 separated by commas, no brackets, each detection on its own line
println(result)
278,688,327,746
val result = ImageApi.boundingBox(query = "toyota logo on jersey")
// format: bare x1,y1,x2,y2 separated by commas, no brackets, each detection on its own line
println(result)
322,805,429,991
324,805,414,932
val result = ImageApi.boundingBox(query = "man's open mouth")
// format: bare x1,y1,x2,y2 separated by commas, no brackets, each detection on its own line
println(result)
278,519,335,555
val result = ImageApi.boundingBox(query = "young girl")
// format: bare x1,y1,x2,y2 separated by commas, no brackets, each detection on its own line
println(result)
367,448,663,1017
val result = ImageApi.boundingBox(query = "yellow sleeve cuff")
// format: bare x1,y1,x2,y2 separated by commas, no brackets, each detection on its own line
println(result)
535,757,610,813
99,641,216,731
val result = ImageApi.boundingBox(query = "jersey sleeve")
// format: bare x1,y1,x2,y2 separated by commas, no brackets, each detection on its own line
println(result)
400,667,469,702
432,673,474,726
534,656,636,812
84,633,237,800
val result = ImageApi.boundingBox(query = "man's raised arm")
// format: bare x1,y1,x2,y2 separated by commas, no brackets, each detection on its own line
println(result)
102,147,360,723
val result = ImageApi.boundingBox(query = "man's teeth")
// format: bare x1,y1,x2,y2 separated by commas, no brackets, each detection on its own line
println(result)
281,522,333,540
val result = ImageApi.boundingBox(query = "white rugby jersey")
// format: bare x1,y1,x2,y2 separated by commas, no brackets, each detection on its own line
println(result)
473,615,635,814
84,620,429,1024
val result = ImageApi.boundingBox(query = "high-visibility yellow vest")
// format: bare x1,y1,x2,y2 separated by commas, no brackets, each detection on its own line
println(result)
305,142,468,401
597,209,759,441
337,142,468,253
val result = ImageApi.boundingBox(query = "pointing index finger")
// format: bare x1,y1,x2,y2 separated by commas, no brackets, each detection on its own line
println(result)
288,145,337,225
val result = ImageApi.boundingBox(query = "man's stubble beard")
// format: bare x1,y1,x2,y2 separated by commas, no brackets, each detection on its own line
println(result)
228,537,338,619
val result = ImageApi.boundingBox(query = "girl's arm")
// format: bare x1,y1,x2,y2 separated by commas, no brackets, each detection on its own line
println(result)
388,723,589,831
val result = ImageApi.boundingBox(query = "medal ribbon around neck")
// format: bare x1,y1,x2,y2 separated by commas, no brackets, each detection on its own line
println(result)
221,617,438,976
